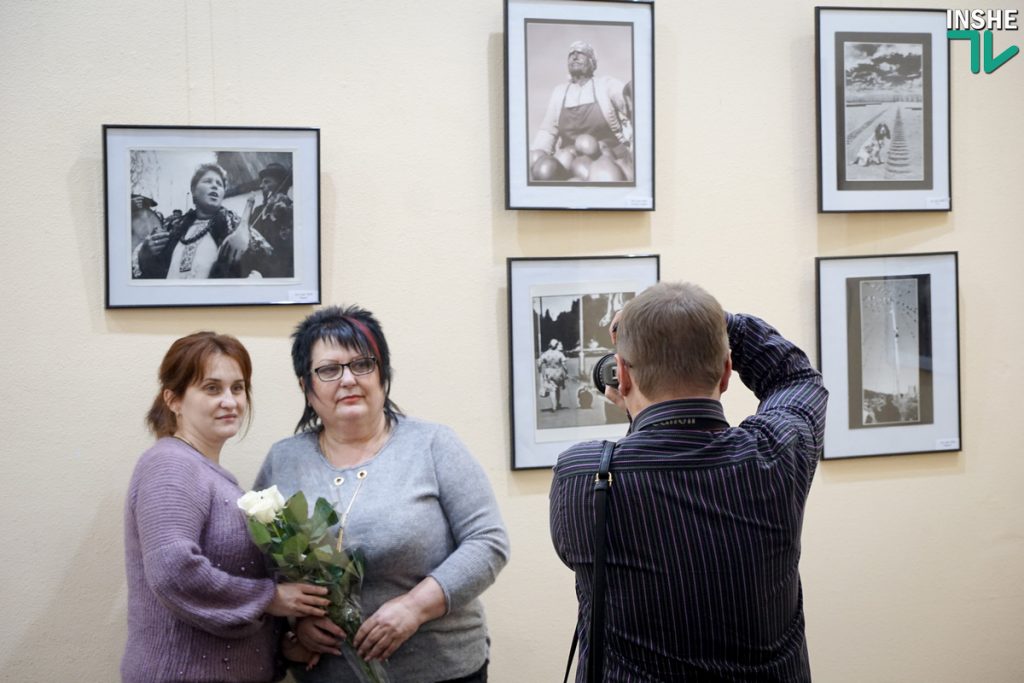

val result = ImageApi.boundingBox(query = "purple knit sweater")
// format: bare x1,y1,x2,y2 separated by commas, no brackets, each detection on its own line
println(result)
122,437,279,683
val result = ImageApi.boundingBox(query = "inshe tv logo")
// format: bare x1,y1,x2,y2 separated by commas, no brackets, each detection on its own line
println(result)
947,9,1019,73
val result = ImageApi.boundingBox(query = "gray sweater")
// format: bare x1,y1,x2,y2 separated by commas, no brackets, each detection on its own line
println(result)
255,416,510,682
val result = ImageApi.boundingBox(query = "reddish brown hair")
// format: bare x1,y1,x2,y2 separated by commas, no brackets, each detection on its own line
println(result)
146,331,254,438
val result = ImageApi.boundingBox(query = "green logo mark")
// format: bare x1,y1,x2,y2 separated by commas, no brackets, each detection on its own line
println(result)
948,30,1020,73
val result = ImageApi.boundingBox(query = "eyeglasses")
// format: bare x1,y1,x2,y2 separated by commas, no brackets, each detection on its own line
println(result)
313,357,377,382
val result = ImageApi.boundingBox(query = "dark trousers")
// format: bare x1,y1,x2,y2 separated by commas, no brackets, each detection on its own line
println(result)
439,659,488,683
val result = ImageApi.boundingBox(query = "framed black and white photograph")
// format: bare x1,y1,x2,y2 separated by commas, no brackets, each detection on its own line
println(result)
816,252,960,459
104,125,320,308
504,0,654,210
815,7,950,212
507,255,659,468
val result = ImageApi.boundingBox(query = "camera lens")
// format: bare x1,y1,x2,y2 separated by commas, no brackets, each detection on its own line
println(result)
592,353,618,394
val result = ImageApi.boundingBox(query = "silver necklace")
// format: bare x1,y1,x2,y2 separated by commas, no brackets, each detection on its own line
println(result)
318,428,386,550
332,469,368,551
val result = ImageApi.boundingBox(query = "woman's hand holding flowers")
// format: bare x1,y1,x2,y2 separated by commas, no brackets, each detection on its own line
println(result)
295,616,345,656
267,583,330,618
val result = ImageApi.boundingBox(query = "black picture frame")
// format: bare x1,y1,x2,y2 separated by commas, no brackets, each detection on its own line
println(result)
815,7,951,212
104,125,321,308
816,252,961,459
504,0,654,211
507,254,659,469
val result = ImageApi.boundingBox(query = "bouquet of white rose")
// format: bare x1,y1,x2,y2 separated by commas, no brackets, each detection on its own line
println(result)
237,486,389,683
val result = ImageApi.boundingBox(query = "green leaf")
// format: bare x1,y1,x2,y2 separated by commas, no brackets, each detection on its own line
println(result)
309,522,328,543
282,531,310,563
283,491,308,526
300,552,321,572
278,567,304,582
312,497,339,528
347,549,366,581
247,518,272,546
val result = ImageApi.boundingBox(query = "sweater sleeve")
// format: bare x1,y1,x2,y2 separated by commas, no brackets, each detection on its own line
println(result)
426,427,510,612
132,451,276,638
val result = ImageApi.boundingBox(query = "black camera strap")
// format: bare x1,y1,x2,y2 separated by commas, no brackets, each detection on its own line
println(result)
564,440,615,683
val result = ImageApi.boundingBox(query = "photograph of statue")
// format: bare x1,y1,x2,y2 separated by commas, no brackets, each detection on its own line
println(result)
524,20,635,186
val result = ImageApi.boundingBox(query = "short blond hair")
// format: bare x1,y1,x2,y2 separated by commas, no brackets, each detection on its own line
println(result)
616,282,728,397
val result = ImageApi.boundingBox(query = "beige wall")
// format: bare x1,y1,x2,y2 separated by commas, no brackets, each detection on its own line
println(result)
2,1,1022,681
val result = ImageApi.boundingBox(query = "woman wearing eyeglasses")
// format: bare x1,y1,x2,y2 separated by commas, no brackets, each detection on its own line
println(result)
254,306,509,683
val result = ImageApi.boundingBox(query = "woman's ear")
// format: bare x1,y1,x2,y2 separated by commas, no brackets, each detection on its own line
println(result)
163,388,180,416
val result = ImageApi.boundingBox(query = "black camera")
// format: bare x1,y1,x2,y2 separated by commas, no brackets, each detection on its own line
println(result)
592,353,619,394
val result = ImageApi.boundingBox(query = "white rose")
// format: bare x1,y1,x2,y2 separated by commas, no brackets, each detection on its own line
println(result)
237,485,286,524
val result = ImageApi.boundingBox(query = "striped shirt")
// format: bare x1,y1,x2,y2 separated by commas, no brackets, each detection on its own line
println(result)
550,314,828,682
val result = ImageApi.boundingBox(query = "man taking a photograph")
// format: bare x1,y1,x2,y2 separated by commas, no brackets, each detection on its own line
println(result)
550,282,828,681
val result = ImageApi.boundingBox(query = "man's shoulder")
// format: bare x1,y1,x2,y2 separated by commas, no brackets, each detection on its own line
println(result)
553,439,608,477
594,75,625,91
547,81,570,99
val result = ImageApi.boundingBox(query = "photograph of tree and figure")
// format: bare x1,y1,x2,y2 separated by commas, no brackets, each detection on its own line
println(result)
846,275,934,430
836,33,932,190
531,290,634,430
